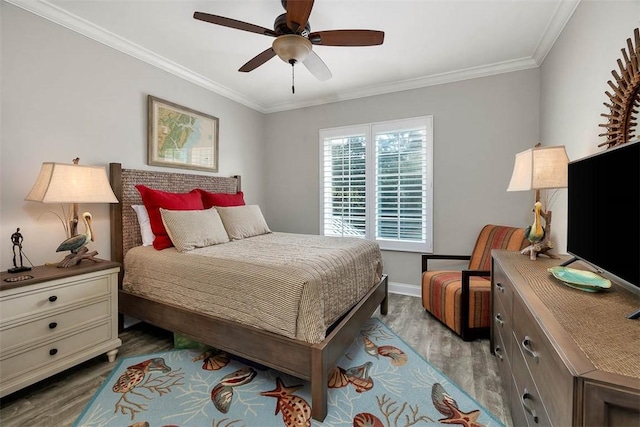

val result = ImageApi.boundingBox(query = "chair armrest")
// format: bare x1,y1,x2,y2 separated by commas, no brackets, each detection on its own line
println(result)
460,269,491,341
461,269,490,279
422,254,471,272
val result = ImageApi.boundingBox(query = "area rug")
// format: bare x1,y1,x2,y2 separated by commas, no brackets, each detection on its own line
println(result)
74,319,504,427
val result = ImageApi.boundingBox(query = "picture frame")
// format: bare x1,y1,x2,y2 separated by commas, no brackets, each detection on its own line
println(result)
148,95,219,172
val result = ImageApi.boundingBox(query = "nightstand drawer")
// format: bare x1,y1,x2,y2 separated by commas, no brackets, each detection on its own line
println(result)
0,275,110,322
0,321,112,382
0,299,110,352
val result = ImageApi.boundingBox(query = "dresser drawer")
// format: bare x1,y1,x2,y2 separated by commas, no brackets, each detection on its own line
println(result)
493,292,513,362
0,275,110,322
512,339,552,427
513,297,573,426
0,321,113,382
0,299,111,352
492,264,513,320
493,323,512,395
509,375,530,427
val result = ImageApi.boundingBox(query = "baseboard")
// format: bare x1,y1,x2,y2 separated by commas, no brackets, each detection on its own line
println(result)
388,281,421,298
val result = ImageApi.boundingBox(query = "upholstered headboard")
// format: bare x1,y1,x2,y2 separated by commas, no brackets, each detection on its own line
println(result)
109,163,240,272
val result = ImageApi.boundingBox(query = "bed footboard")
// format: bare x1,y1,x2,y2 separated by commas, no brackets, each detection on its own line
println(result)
118,274,388,421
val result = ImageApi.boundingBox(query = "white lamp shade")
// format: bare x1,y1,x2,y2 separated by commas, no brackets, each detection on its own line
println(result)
25,162,118,203
272,35,312,63
507,145,569,191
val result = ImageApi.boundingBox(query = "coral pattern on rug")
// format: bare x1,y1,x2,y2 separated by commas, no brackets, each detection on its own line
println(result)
74,319,504,427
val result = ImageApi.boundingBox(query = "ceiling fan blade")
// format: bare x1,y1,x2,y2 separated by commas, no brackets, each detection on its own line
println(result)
302,50,332,81
239,48,277,72
309,30,385,46
194,12,277,37
286,0,314,33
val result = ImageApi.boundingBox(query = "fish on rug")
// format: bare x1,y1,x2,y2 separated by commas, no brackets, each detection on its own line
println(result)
74,318,504,427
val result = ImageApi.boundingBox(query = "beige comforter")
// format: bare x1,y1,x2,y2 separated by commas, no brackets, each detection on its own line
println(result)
123,232,383,343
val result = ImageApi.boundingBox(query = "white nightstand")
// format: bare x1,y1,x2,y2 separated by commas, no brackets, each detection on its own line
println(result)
0,260,122,397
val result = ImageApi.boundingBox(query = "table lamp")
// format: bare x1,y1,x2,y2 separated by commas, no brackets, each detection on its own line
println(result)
507,144,568,260
25,158,118,267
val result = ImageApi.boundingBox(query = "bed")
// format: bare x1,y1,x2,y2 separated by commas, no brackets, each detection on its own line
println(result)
108,163,388,421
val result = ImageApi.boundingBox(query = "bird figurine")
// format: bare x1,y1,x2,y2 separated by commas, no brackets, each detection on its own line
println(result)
56,211,100,267
57,211,94,253
524,201,545,244
522,201,546,260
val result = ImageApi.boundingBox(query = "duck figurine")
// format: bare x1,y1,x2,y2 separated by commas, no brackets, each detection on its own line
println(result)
56,211,94,253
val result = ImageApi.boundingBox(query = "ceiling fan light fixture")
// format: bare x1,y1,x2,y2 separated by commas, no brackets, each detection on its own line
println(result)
272,35,312,64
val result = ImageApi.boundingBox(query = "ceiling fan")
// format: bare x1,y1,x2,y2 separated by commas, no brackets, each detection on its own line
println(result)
194,0,384,93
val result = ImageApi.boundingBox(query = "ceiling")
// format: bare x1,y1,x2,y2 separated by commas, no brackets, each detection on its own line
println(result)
7,0,580,113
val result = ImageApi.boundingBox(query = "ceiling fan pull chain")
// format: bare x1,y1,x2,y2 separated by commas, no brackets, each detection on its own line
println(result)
290,60,296,94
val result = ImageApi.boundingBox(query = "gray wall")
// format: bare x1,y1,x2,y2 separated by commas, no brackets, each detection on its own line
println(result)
263,70,540,288
539,0,640,253
4,0,634,291
0,3,266,268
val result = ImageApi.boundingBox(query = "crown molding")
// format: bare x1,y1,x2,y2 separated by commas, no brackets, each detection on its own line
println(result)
5,0,268,112
531,0,581,65
263,56,539,113
7,0,580,114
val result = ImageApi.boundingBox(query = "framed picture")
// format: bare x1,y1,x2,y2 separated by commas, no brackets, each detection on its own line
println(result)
148,95,219,172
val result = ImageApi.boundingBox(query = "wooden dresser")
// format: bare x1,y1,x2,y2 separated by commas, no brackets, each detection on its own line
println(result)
490,251,640,427
0,260,121,397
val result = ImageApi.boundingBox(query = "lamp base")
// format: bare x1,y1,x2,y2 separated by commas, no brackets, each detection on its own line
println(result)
58,246,102,268
8,266,32,273
521,241,560,260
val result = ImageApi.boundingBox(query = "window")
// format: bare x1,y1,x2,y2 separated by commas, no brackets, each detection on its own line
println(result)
320,116,433,252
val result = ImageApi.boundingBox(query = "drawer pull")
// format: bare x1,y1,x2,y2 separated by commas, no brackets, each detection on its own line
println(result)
495,313,504,327
494,345,504,361
522,336,539,362
495,282,505,293
48,295,58,302
49,322,58,329
49,348,58,356
521,389,539,423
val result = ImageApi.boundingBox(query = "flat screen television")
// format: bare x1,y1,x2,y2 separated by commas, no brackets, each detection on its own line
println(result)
566,139,640,317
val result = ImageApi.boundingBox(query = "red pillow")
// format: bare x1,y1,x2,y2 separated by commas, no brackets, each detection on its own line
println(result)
197,189,245,208
135,185,204,250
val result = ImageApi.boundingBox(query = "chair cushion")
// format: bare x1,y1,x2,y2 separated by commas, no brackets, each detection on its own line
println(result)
468,225,527,270
421,271,491,335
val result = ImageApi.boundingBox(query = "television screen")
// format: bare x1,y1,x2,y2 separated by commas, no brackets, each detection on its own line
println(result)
567,140,640,290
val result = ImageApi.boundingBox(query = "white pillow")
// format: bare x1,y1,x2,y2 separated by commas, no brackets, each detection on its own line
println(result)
216,205,271,240
132,204,155,246
160,207,229,252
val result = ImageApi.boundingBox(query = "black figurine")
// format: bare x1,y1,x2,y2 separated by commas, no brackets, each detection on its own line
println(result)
9,227,31,273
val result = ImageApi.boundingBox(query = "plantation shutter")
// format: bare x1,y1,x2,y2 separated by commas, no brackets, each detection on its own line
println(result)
321,127,368,237
320,117,432,252
373,120,430,248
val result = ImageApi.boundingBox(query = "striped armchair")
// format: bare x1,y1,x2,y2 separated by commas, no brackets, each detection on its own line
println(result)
421,224,527,341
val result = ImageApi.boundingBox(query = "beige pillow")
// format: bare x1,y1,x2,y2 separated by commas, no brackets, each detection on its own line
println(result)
217,205,271,240
160,207,229,252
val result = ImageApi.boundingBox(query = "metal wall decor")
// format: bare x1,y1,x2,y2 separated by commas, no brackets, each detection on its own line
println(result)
599,28,640,148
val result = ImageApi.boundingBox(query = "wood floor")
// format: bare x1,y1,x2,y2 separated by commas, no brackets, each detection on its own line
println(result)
0,293,512,426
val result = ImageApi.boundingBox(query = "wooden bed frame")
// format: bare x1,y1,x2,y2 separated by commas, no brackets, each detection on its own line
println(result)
108,163,388,421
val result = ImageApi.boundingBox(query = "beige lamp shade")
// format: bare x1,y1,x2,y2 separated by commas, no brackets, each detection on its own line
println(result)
25,162,118,203
507,145,569,191
272,35,312,63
